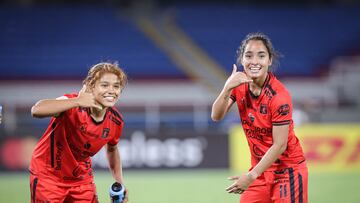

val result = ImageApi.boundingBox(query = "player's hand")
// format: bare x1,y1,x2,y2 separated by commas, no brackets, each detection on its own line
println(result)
224,64,253,91
123,188,129,203
226,174,254,194
77,85,102,110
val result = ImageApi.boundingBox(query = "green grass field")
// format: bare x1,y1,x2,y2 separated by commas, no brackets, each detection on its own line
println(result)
0,170,359,203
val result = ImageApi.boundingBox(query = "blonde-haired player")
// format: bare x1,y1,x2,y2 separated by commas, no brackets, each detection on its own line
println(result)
29,62,128,203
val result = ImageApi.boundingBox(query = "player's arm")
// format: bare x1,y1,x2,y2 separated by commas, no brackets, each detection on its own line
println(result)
211,64,252,121
226,125,288,194
248,124,288,179
106,143,124,184
31,85,102,118
211,89,235,121
31,96,78,118
106,143,129,202
249,95,292,177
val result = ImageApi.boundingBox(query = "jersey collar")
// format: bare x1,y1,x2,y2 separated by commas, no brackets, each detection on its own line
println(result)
248,73,272,99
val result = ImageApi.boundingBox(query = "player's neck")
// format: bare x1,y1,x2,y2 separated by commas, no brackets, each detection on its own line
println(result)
90,107,107,122
249,73,268,96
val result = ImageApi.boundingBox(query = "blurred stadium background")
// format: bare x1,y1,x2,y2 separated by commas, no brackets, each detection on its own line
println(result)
0,0,360,202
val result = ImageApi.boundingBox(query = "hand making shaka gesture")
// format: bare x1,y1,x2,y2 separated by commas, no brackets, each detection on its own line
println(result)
224,64,253,90
77,84,103,110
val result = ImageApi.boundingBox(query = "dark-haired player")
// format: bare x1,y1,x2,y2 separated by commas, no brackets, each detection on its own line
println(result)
212,33,308,203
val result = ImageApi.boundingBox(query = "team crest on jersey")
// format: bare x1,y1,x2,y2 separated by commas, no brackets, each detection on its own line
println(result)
278,104,290,116
260,104,268,114
248,113,255,123
101,128,110,138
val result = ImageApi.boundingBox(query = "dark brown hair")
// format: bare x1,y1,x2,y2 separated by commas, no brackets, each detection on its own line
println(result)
236,32,281,71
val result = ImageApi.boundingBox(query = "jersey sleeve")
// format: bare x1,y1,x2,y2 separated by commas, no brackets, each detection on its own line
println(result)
230,88,237,102
270,92,292,126
60,93,79,117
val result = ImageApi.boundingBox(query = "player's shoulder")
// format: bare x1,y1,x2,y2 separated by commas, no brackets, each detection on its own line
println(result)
233,83,247,95
108,107,124,126
268,74,290,96
108,107,123,120
231,83,247,102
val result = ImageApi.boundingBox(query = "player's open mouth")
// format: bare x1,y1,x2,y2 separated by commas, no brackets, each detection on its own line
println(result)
249,67,262,74
103,96,117,102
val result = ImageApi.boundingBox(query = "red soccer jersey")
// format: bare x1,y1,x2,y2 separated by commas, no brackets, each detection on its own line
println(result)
29,93,124,186
231,73,305,171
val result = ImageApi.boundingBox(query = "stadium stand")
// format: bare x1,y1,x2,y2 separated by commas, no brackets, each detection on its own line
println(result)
0,5,359,134
174,6,360,77
0,6,186,80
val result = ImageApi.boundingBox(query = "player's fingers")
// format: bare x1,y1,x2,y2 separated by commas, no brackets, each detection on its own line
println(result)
236,72,253,83
227,176,239,180
226,183,237,192
235,189,245,194
230,187,244,194
227,186,239,193
85,85,92,93
232,64,237,75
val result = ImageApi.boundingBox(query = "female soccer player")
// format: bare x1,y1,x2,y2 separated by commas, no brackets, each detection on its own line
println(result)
212,33,308,202
29,62,128,203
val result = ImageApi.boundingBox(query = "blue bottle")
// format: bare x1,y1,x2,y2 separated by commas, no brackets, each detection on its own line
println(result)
109,182,125,203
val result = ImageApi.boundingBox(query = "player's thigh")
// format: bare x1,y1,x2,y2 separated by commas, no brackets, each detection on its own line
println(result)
29,174,67,203
64,182,99,203
272,167,308,203
240,182,271,203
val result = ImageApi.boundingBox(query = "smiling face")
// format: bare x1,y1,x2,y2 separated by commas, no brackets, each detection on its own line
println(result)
92,72,122,108
241,40,272,80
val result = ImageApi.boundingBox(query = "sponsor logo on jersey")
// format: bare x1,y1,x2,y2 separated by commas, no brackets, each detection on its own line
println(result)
278,104,290,116
252,144,265,157
245,129,264,141
248,113,255,122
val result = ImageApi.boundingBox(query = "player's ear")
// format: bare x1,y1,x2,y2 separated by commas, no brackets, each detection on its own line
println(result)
269,57,273,67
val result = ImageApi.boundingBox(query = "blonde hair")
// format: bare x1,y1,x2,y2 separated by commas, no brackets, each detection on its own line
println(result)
83,62,127,89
